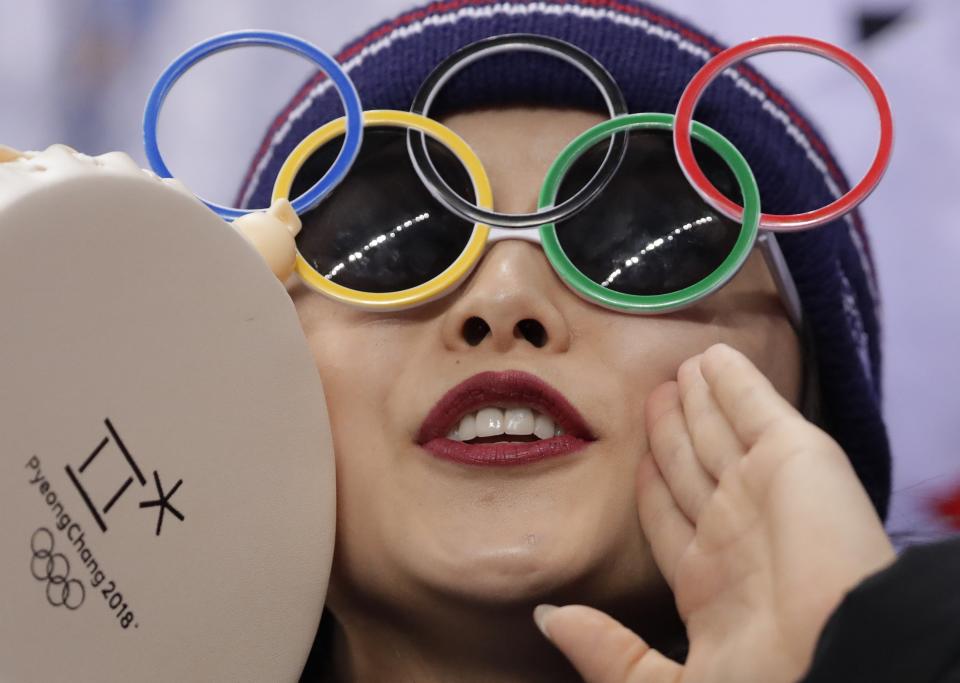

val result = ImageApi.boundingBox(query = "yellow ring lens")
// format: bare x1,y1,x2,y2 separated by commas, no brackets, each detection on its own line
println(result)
273,110,492,310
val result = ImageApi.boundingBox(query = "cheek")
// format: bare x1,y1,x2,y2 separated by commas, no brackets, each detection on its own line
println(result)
581,295,799,429
293,299,394,442
588,312,724,391
729,322,802,406
610,251,802,406
710,300,802,405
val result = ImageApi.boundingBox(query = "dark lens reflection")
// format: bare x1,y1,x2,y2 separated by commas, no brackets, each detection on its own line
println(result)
292,127,476,293
554,129,743,297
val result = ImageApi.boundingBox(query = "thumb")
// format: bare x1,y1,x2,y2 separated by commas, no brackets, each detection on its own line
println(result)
533,604,683,683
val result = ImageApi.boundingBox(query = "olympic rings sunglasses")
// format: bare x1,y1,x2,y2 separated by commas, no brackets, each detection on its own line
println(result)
271,109,794,321
144,32,891,328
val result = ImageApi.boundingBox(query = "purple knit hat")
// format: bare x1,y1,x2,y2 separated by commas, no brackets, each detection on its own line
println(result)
239,0,891,519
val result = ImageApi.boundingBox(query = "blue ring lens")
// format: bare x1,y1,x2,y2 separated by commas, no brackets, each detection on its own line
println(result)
143,30,363,221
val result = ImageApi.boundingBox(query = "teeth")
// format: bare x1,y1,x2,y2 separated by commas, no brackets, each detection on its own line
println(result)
534,414,555,440
444,406,567,442
458,414,477,441
504,408,535,435
475,407,504,438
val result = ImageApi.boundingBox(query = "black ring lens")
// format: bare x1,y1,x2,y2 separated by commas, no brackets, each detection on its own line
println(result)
409,34,628,228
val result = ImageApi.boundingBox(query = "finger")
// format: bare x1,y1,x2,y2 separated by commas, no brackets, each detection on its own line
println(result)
646,380,717,522
0,145,24,163
534,604,683,683
677,354,746,480
636,450,694,592
699,343,798,447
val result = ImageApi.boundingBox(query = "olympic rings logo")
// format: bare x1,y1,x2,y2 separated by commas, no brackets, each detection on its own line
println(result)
30,527,85,610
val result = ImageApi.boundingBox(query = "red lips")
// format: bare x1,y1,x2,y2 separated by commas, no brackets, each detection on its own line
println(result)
417,370,595,466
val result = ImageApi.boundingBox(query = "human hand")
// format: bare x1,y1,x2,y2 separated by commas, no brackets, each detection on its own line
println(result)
533,343,895,683
0,144,23,162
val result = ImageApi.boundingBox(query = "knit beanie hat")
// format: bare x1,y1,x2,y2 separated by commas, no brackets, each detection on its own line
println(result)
238,0,891,519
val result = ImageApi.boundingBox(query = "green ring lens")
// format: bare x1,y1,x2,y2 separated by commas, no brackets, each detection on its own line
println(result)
538,113,760,313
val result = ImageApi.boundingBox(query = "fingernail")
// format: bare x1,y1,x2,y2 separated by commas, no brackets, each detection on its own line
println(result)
533,604,558,639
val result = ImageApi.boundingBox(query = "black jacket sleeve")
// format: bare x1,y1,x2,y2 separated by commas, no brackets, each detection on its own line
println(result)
798,536,960,683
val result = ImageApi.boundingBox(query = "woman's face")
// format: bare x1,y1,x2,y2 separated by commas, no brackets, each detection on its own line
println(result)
288,107,802,624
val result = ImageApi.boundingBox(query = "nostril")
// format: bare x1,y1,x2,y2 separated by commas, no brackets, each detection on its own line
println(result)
515,319,547,348
462,316,490,346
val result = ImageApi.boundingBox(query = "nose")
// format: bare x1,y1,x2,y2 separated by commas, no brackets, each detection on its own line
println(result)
441,240,572,353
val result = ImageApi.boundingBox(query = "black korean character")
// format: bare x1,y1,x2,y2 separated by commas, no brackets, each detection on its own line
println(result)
65,418,146,533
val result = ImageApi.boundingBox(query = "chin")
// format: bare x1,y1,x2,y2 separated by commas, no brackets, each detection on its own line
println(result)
408,520,617,605
334,433,650,608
